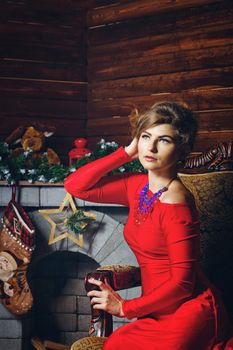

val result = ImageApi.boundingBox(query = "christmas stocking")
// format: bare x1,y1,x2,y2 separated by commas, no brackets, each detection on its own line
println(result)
0,186,35,315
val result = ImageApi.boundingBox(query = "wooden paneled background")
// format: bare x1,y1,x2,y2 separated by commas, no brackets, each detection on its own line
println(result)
0,0,233,162
87,0,233,154
0,0,88,163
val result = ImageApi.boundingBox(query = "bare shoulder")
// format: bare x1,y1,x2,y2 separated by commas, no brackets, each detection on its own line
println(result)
161,179,195,205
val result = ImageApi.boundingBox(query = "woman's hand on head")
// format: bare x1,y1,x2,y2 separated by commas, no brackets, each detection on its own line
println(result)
87,277,125,317
125,137,138,160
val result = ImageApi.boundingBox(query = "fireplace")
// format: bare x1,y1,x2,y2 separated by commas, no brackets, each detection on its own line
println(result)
28,251,99,345
0,184,140,349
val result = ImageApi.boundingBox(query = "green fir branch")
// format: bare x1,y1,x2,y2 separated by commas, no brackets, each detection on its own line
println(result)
0,138,145,184
65,210,95,235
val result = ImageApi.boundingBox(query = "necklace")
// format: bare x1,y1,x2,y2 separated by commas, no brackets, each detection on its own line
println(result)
134,178,175,226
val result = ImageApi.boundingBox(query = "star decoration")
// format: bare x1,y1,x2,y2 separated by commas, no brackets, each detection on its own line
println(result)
39,192,94,247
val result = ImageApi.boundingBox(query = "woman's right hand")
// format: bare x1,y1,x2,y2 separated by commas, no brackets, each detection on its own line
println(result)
125,138,138,160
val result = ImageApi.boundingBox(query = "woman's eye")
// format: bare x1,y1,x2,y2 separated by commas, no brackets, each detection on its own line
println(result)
141,134,149,139
159,138,170,144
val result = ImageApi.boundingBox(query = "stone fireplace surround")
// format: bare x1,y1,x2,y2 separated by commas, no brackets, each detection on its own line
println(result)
0,183,140,350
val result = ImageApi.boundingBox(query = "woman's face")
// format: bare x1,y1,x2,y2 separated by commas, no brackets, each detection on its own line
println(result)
138,124,182,173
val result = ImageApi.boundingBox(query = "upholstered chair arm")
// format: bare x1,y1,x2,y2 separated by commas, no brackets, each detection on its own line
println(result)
96,264,141,290
85,265,141,338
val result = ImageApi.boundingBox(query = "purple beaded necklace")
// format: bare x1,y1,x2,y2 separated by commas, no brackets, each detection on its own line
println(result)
134,178,175,225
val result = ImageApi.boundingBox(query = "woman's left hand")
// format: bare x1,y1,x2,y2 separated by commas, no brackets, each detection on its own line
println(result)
87,277,125,317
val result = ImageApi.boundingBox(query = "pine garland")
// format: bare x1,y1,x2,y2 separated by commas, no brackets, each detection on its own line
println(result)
65,210,96,235
0,138,145,184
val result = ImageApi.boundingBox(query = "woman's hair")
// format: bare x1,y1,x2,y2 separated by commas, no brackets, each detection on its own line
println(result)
130,101,198,157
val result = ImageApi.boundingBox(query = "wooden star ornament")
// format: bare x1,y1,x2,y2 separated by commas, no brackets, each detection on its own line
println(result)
39,192,91,247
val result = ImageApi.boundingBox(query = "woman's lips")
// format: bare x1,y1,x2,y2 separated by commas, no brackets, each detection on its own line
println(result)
144,156,157,162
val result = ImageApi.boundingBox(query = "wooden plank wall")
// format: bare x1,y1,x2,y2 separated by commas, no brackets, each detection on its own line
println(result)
0,0,89,163
87,0,233,153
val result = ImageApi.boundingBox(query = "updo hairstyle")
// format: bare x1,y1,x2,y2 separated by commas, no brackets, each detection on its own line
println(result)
129,101,198,158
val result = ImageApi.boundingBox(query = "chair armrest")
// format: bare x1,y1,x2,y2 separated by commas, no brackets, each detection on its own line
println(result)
85,265,141,338
96,264,141,290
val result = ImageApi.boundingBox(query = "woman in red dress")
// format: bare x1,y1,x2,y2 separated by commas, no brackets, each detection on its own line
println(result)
64,101,232,349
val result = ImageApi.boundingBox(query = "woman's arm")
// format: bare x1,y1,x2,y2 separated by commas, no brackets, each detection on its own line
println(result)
122,205,200,319
64,146,133,206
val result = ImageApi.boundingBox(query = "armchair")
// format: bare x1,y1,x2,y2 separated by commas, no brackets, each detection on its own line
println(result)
71,142,233,350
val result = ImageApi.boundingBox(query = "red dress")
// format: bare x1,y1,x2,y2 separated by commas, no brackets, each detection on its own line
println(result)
64,147,232,350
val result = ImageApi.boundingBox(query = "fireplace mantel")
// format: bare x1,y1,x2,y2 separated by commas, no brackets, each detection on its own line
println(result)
0,181,123,208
